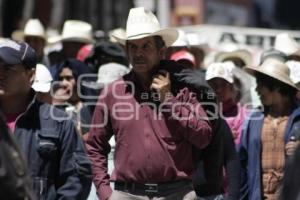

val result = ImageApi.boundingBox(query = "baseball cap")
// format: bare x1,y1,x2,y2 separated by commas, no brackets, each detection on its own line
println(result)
205,62,235,84
32,64,53,93
97,63,130,88
170,50,195,66
0,40,37,69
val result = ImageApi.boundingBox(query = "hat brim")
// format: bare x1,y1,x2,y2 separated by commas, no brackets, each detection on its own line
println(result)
112,28,179,47
32,82,51,93
215,50,252,67
24,34,47,41
13,30,47,42
206,75,233,84
245,66,298,90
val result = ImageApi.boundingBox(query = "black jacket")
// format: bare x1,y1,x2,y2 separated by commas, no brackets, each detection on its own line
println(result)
11,93,92,200
157,60,217,117
157,60,240,199
193,118,240,200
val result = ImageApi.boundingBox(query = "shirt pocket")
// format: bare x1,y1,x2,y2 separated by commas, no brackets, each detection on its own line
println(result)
37,129,59,160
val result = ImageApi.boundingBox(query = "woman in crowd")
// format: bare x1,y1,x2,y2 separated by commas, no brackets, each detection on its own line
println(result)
206,61,248,146
52,58,95,134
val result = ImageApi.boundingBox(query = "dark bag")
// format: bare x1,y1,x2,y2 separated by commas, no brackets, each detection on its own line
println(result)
157,60,218,120
0,115,35,200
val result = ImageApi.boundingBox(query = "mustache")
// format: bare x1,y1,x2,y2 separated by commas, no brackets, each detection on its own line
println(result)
133,57,146,64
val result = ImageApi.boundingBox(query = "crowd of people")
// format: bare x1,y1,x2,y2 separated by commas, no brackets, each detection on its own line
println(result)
1,6,300,200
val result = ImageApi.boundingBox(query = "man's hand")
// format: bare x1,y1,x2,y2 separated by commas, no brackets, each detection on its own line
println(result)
150,71,173,102
285,140,300,156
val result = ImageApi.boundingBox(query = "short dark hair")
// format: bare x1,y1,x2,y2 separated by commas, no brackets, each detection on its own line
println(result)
255,72,297,98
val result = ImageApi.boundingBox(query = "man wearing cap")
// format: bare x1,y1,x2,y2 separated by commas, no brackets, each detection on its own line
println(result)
85,7,212,200
0,40,92,199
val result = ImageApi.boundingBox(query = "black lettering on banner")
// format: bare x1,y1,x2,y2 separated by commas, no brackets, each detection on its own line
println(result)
219,32,238,44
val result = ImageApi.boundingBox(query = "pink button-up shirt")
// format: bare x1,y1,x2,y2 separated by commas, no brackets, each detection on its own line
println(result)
85,72,212,200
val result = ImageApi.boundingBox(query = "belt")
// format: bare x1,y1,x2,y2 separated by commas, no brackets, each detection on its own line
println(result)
115,180,192,197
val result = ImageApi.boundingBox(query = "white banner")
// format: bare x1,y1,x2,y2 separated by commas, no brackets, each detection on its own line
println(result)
180,24,300,49
178,24,300,66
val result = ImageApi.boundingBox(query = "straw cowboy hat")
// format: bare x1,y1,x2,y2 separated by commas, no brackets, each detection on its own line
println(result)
245,58,297,89
274,33,300,57
215,43,252,68
112,7,178,47
48,20,93,44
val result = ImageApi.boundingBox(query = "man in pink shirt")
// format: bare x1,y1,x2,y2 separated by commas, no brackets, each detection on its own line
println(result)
85,7,213,200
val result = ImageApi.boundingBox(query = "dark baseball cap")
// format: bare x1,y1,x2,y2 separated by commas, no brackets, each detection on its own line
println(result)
0,40,37,69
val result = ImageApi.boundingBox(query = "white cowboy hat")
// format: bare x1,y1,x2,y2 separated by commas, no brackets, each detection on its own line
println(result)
11,19,46,42
112,7,178,47
24,19,46,40
32,64,53,93
214,43,252,67
215,46,252,68
274,33,300,57
109,28,126,43
245,58,297,89
48,20,93,44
